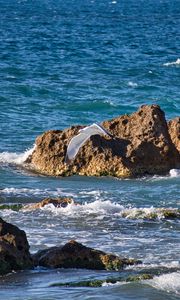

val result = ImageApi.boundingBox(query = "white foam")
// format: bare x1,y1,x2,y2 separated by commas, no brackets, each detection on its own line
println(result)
1,187,44,196
1,187,75,198
169,169,180,178
41,199,124,216
39,200,179,221
1,189,178,221
0,145,36,165
102,281,125,287
163,58,180,66
128,81,138,88
148,272,180,295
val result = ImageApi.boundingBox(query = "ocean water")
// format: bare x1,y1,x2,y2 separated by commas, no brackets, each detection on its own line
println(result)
0,0,180,299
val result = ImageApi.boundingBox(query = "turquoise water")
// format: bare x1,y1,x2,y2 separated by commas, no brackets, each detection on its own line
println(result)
0,0,180,299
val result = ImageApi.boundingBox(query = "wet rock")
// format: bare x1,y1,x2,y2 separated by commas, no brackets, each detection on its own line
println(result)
0,204,23,211
33,240,140,271
121,208,180,220
22,197,73,211
168,117,180,153
50,273,153,287
0,218,33,275
26,105,180,177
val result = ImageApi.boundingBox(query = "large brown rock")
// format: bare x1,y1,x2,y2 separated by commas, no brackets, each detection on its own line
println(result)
26,105,180,177
0,218,33,275
33,240,140,270
168,117,180,153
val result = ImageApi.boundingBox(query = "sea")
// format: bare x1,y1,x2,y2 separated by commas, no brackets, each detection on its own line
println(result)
0,0,180,299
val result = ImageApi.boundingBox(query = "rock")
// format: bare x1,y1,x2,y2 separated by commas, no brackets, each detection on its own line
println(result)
22,197,73,211
50,273,153,287
33,240,140,271
0,218,33,275
121,208,180,220
26,105,180,177
0,204,23,211
168,117,180,153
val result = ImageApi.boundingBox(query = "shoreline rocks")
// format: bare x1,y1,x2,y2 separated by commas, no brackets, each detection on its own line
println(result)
25,105,180,178
0,218,140,275
0,218,33,275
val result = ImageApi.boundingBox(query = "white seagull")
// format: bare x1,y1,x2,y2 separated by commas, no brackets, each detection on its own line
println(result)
65,123,113,164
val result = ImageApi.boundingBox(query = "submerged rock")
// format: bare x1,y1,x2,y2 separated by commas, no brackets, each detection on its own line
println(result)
22,197,73,211
0,218,33,275
0,204,23,211
50,273,153,288
26,105,180,178
33,240,140,271
121,208,180,220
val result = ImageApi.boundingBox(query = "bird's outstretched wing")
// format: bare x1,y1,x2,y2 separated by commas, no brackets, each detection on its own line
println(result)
65,123,112,164
65,131,90,163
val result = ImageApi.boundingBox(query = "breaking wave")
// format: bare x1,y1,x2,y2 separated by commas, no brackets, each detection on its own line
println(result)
0,145,36,165
148,272,180,295
36,200,179,220
163,58,180,66
128,81,138,88
102,271,180,294
169,169,180,178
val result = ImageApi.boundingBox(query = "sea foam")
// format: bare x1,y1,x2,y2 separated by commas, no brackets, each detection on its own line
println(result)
128,81,138,88
163,58,180,66
169,169,180,177
0,145,36,165
39,200,179,221
148,272,180,295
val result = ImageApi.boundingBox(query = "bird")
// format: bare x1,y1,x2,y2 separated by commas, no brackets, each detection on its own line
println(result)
65,123,113,164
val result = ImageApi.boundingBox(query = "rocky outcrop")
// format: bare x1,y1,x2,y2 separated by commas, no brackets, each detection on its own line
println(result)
33,240,140,271
168,117,180,152
0,218,33,275
0,219,140,275
25,105,180,178
22,197,73,211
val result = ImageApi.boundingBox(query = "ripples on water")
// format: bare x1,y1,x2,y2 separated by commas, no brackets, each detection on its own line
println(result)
0,0,180,299
0,0,180,151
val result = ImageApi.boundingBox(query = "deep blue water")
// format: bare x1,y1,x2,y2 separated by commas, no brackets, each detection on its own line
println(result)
0,0,180,299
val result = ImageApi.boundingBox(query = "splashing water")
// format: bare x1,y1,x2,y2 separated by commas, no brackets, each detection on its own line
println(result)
0,145,36,165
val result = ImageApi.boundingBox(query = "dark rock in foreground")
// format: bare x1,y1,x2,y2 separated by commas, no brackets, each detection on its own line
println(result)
0,218,33,275
33,240,140,271
26,105,180,178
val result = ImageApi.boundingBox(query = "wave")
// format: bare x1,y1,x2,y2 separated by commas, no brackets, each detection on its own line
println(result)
0,145,36,165
40,199,124,217
1,187,179,220
148,272,180,295
0,187,75,198
102,271,180,294
128,81,138,88
145,168,180,181
169,169,180,178
36,200,179,220
163,58,180,66
1,186,179,220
